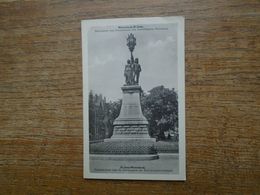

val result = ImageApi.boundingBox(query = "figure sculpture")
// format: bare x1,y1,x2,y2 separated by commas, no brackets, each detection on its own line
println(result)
124,34,142,86
124,59,132,85
133,58,141,84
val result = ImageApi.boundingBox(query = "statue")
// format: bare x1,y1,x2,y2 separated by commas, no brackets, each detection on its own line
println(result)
133,58,141,84
124,33,142,86
124,59,132,85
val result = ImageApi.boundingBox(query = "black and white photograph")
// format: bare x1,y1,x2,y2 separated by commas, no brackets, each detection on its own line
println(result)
82,17,185,180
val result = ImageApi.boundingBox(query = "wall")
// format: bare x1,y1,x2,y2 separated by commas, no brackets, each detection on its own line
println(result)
0,0,259,194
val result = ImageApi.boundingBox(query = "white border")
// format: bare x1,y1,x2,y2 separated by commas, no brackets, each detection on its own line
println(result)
82,16,185,181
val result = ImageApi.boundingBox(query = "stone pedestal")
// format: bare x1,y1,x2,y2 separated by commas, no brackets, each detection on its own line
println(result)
111,85,152,140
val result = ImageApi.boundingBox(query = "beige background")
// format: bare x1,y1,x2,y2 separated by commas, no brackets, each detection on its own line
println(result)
0,0,259,194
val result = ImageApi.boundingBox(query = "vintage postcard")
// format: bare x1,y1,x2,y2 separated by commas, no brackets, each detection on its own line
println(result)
82,16,185,180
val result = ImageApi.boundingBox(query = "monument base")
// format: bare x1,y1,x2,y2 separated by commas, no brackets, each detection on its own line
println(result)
104,137,156,142
90,139,158,160
90,154,159,161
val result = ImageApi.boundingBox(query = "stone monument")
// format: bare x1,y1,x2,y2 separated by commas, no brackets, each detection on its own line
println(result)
111,33,152,140
100,34,158,160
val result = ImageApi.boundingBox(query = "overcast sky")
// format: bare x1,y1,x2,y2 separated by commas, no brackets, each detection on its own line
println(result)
87,23,178,102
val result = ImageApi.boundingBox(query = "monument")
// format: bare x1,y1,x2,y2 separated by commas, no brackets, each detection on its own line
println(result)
96,33,158,160
111,33,152,140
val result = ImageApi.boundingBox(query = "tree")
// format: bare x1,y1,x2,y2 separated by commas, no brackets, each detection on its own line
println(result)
105,100,122,138
89,90,122,140
141,86,178,140
89,91,95,140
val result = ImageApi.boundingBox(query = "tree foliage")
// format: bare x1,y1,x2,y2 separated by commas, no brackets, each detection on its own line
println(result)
89,90,121,140
141,86,178,140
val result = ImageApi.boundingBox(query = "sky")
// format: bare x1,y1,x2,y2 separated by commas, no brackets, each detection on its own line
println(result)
87,23,178,102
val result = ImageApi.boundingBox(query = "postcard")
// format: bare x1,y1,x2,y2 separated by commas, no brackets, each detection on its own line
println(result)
82,16,185,180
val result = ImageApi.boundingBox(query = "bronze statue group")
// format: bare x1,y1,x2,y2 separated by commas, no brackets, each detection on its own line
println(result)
124,58,141,85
